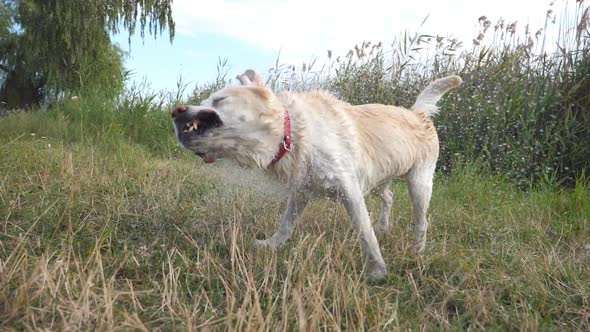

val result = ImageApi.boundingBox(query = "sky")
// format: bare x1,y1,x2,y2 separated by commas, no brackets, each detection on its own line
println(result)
111,0,575,93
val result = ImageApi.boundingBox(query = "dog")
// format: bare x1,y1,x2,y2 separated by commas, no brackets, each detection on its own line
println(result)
171,69,462,278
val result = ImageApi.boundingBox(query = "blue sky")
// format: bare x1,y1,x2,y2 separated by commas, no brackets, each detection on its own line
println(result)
111,31,280,93
112,0,573,93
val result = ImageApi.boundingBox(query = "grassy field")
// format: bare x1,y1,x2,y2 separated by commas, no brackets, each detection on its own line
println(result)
0,105,589,331
1,3,589,330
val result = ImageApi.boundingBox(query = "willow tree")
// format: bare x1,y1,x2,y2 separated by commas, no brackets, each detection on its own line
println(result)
0,0,175,108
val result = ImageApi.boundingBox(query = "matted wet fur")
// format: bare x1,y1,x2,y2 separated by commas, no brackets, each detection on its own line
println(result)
171,69,462,278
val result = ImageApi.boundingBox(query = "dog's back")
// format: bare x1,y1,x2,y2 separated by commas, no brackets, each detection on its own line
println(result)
287,76,462,191
347,104,439,180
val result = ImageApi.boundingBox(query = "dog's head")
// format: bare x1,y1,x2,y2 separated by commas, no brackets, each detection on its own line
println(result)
171,69,285,167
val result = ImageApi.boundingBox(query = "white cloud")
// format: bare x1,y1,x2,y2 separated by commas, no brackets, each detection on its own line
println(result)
169,0,579,76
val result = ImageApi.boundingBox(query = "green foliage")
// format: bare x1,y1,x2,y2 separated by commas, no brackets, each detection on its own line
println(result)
0,32,46,109
0,0,15,38
76,41,127,100
0,0,45,109
431,40,590,188
0,89,182,160
0,0,175,109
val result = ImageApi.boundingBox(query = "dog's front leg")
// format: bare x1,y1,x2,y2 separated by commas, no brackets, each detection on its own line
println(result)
341,181,387,279
255,191,308,249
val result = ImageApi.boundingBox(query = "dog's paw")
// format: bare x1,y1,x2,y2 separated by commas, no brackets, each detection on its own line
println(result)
365,258,387,281
414,235,427,254
366,264,387,283
413,241,426,255
367,273,387,285
254,238,283,250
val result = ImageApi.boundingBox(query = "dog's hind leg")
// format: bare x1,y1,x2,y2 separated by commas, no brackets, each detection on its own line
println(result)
255,191,308,249
373,182,394,236
341,179,387,278
406,164,435,253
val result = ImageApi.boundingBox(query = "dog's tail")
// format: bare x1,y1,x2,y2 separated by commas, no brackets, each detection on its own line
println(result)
412,75,462,116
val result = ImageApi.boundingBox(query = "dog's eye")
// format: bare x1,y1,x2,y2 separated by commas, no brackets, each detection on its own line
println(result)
212,96,227,106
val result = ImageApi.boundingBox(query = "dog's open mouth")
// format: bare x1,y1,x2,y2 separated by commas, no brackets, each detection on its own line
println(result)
172,106,224,163
177,109,223,136
182,120,199,133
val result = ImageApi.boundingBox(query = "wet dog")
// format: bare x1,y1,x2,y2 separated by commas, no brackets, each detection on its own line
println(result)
171,70,462,278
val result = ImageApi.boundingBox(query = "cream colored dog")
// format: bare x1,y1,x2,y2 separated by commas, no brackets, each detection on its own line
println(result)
171,70,462,278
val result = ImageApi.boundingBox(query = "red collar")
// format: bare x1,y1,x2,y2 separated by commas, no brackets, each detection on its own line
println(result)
270,109,292,165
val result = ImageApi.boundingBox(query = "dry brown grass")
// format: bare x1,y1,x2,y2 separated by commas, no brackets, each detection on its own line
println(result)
1,133,589,330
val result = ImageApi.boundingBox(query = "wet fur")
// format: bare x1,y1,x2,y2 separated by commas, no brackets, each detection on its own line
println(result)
172,70,462,278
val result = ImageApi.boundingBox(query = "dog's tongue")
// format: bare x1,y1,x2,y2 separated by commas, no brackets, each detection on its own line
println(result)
203,154,216,163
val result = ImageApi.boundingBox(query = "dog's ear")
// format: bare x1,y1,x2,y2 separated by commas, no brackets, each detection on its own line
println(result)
236,69,265,87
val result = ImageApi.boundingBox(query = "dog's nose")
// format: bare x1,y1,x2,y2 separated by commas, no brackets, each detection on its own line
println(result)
171,105,188,118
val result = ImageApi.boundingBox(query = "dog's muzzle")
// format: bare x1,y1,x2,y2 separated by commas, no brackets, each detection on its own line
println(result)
171,105,223,163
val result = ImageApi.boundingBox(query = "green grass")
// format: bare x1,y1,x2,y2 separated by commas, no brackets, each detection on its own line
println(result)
1,108,589,330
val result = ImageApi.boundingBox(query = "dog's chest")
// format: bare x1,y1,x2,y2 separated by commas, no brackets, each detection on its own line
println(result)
296,157,354,199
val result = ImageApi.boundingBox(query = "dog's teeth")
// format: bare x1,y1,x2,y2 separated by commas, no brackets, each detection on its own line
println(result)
183,120,199,133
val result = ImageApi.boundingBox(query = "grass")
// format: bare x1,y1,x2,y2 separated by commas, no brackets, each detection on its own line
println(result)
1,107,589,330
